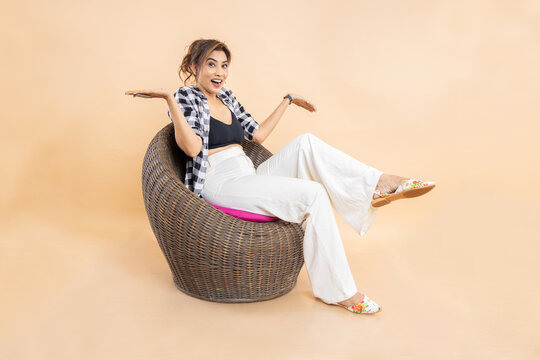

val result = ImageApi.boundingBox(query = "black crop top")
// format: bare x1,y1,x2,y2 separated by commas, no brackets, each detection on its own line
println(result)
208,110,244,149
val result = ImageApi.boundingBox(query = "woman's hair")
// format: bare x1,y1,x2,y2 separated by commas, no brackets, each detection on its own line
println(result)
178,39,231,85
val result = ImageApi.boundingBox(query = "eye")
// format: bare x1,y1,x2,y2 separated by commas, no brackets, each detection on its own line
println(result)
208,62,215,67
222,64,228,69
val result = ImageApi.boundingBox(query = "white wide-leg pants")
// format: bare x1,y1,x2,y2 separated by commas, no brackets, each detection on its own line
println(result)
202,133,383,304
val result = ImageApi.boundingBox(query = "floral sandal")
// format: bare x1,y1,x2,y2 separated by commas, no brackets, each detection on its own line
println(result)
371,179,436,208
337,294,382,314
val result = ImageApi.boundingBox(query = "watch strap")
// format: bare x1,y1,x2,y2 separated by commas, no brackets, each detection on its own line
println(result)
283,94,293,104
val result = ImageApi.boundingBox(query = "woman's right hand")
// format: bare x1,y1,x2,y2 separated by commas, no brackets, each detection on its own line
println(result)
125,88,171,99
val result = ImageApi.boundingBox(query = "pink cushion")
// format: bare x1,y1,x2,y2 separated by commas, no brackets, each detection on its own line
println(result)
207,203,279,222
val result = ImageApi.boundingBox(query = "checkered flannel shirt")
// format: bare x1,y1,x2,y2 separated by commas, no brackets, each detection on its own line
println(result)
167,85,260,198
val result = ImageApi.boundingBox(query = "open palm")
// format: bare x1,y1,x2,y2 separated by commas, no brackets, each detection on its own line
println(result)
125,88,170,99
289,93,317,112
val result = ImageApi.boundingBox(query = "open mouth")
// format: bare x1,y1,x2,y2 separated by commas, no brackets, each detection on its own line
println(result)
211,79,222,87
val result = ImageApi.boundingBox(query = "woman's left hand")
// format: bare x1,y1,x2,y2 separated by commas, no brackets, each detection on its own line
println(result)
289,93,317,112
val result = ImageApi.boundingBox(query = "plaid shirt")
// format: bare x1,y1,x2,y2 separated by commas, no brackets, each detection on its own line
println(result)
167,85,260,198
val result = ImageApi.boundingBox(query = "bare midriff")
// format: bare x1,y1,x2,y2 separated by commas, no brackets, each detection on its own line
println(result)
208,143,243,156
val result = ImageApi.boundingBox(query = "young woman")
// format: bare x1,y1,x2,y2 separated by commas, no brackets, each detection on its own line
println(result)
125,38,435,315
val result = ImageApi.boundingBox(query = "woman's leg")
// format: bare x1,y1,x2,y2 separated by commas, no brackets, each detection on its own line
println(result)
256,133,384,236
202,149,358,304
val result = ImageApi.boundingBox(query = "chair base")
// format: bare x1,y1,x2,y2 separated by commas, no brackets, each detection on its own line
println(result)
173,276,298,303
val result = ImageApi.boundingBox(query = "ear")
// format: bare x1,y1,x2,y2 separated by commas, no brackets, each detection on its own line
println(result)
190,63,198,77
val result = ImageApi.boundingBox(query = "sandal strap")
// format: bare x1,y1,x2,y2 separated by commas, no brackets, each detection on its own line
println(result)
396,179,434,193
376,179,434,197
374,189,391,198
344,295,381,314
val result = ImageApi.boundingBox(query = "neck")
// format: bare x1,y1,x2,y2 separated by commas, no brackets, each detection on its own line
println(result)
197,84,218,102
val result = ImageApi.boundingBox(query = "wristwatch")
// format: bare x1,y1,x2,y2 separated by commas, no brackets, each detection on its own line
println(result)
283,94,293,104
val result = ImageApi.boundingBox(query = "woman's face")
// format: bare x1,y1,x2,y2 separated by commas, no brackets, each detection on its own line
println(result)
192,50,229,98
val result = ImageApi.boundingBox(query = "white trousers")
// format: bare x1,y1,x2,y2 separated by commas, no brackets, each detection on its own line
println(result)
202,133,383,304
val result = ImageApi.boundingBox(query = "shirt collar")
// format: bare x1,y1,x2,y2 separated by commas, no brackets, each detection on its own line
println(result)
191,85,227,103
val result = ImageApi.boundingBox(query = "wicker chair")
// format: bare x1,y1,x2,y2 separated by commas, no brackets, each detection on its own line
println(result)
142,123,305,303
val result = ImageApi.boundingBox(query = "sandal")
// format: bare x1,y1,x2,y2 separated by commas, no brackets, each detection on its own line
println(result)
337,294,382,314
371,179,436,208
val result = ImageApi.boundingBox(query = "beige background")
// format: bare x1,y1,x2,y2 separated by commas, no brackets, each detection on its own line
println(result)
1,0,539,359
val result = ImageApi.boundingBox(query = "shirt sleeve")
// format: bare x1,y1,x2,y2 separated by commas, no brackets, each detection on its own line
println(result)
229,90,259,141
167,88,204,140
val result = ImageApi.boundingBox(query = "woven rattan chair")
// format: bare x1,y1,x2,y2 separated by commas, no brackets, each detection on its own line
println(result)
142,123,305,303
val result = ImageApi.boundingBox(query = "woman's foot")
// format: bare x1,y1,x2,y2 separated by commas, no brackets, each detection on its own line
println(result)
337,292,382,314
338,292,366,307
371,174,436,208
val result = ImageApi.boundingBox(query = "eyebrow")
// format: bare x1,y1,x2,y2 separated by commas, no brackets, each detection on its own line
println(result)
207,57,228,63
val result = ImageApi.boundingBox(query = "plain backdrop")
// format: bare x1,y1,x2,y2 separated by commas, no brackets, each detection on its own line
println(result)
1,0,539,359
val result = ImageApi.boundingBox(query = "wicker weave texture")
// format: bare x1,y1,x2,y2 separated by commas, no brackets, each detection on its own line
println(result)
142,123,305,302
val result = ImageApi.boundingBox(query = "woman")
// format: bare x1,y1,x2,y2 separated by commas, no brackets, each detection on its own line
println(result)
125,38,435,315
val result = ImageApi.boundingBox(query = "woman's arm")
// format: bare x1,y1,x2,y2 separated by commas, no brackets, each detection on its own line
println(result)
165,93,203,158
252,93,317,144
252,98,290,144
